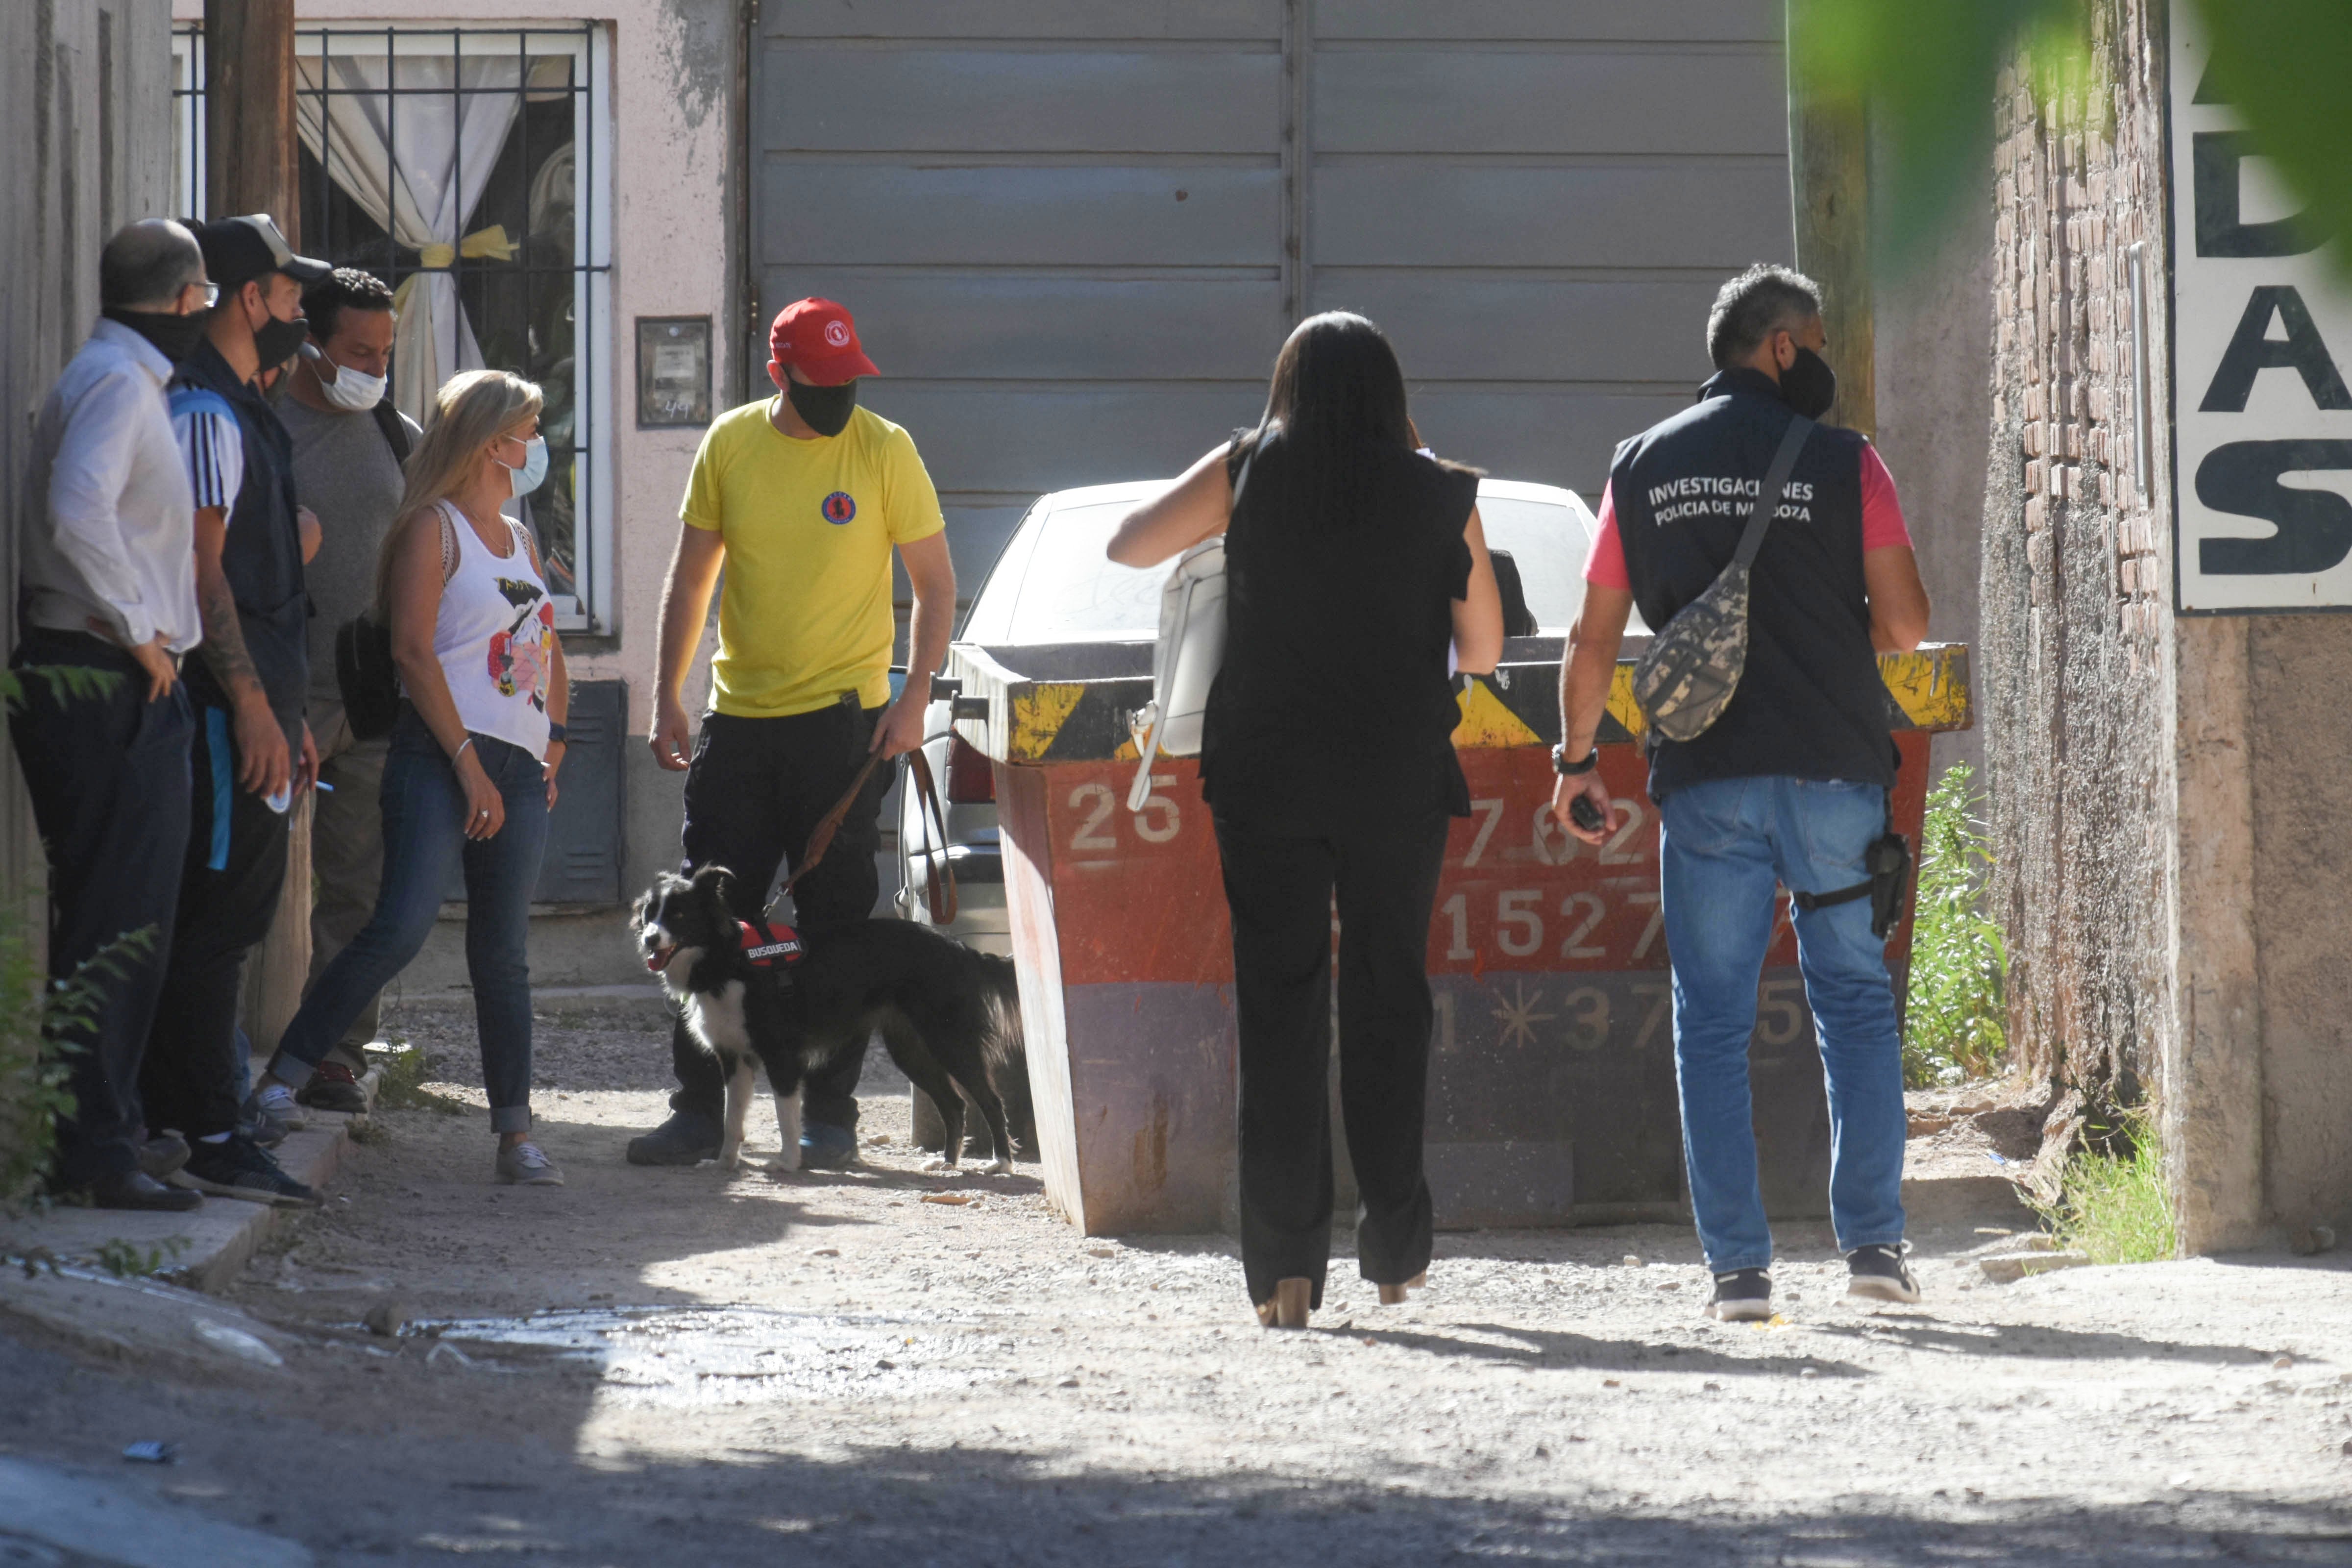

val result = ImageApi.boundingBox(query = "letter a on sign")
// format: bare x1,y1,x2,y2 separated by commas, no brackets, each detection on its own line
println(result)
2170,0,2352,611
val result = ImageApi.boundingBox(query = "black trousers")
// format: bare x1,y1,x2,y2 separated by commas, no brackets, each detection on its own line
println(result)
1213,806,1451,1309
7,634,193,1186
139,702,291,1141
670,700,891,1129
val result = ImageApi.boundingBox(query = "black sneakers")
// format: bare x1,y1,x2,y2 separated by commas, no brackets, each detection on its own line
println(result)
1704,1267,1775,1321
177,1133,322,1207
297,1059,370,1114
89,1169,203,1212
1844,1242,1922,1304
625,1110,720,1167
137,1133,191,1181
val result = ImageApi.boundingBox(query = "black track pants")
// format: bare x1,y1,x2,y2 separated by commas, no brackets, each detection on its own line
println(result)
669,699,891,1129
1213,806,1450,1310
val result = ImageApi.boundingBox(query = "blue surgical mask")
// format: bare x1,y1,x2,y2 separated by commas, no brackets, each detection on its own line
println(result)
504,435,549,497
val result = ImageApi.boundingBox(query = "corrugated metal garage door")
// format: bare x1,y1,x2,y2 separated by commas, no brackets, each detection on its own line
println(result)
748,0,1792,587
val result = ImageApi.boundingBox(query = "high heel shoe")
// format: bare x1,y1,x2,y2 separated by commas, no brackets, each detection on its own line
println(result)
1377,1271,1428,1306
1254,1276,1312,1328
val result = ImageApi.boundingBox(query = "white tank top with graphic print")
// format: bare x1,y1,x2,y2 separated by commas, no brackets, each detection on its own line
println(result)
423,499,554,762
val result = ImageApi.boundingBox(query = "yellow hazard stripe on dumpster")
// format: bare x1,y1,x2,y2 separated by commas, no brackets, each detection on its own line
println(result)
1452,679,1544,749
1008,682,1089,763
1877,644,1973,732
987,645,1970,763
1443,645,1972,751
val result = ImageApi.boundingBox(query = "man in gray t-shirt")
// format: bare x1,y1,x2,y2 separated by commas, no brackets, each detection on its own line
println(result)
280,269,418,1107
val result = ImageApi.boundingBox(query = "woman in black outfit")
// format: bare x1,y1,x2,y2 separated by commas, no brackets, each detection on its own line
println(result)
1108,313,1503,1329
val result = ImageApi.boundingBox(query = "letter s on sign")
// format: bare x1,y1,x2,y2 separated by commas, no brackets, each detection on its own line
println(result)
2195,440,2352,577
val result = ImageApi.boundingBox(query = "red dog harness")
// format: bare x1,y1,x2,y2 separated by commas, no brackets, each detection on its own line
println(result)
736,919,805,971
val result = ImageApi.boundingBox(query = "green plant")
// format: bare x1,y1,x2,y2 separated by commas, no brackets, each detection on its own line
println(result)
1903,763,2008,1087
92,1235,189,1279
2030,1110,2178,1263
0,921,159,1205
369,1039,464,1116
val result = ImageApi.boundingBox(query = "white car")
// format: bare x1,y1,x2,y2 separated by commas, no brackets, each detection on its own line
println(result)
894,476,1609,946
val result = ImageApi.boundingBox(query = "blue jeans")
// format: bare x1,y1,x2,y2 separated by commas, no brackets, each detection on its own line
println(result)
1658,775,1906,1272
268,708,548,1132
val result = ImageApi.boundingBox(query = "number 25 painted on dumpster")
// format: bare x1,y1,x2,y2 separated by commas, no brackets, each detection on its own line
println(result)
1068,780,1182,853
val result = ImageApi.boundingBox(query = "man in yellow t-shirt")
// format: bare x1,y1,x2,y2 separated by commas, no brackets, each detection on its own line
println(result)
629,298,955,1169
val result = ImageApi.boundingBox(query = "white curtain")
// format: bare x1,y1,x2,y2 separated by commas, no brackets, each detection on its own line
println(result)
295,53,524,424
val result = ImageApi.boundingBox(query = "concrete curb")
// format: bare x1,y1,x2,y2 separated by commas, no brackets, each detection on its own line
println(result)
0,1059,379,1296
0,1455,313,1567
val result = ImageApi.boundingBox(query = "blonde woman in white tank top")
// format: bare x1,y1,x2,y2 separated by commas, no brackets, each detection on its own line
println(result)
251,371,573,1186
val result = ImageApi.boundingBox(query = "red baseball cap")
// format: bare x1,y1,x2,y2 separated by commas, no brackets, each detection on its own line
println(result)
768,298,879,386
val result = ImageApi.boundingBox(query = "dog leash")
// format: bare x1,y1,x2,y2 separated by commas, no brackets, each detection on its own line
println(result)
780,748,959,926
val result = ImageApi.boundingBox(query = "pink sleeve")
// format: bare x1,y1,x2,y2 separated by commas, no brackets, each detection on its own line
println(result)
1583,479,1632,590
1860,444,1912,552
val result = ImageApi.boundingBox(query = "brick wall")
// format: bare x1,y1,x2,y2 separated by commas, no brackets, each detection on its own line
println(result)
1980,0,2177,1155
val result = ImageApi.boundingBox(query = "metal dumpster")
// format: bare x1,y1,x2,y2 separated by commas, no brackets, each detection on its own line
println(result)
949,637,1972,1236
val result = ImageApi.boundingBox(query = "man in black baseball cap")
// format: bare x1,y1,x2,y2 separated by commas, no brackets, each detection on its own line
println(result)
139,214,334,1207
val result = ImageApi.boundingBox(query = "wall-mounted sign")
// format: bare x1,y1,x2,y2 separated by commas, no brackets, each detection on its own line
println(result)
2170,0,2352,613
637,316,711,428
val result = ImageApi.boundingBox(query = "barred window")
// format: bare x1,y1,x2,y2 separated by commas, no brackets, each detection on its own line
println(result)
172,24,613,632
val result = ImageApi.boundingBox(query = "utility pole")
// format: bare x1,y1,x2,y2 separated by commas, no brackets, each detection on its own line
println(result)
1785,0,1875,438
203,0,298,242
207,0,313,1055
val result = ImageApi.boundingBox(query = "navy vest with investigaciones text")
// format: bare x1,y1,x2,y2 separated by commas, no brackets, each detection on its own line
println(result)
1609,367,1895,800
175,339,310,756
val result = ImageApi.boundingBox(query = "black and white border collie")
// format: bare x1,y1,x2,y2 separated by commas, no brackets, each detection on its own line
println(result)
632,864,1028,1174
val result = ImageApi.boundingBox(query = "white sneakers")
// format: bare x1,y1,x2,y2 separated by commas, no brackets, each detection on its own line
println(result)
495,1141,565,1186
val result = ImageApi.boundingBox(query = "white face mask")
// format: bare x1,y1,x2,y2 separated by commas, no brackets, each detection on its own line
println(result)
317,352,389,413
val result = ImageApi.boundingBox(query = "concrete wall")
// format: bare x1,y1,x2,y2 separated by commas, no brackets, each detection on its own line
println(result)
1,0,180,923
2245,607,2352,1230
1872,150,1993,787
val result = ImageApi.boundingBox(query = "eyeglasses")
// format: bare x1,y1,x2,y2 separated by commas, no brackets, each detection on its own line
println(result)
188,280,220,308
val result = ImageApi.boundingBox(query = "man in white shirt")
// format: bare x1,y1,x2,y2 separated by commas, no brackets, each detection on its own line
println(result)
8,220,213,1211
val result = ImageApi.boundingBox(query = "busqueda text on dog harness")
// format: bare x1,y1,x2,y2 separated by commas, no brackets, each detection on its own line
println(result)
735,920,805,971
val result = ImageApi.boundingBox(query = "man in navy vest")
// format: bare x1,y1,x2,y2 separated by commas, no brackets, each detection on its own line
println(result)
1550,264,1932,1322
139,215,330,1208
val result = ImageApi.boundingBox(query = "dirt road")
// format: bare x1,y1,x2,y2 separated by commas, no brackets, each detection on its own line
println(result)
4,1004,2350,1566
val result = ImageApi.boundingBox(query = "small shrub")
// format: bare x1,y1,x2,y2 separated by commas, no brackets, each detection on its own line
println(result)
1904,763,2008,1087
0,925,157,1204
2030,1111,2178,1263
93,1235,190,1279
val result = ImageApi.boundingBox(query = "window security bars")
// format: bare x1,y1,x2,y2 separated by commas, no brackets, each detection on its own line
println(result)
171,23,612,633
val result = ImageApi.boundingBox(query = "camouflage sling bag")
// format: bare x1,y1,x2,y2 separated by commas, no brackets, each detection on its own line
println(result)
1628,412,1816,743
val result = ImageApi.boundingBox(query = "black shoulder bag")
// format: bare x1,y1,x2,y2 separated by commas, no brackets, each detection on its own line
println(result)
333,400,415,740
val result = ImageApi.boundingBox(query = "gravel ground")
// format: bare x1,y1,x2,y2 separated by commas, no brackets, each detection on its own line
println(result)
3,1005,2349,1567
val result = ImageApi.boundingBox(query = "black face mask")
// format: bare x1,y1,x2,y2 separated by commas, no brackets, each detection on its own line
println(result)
1779,345,1837,420
103,306,207,367
785,377,858,438
251,311,312,382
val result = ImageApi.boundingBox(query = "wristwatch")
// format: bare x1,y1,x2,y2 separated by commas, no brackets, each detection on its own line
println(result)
546,720,568,744
1551,744,1598,777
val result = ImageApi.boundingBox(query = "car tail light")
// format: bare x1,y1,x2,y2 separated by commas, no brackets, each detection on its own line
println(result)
946,735,995,804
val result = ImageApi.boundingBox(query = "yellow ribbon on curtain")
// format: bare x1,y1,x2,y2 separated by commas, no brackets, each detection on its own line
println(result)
390,223,520,313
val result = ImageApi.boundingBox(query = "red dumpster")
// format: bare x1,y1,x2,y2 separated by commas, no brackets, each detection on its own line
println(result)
951,638,1972,1236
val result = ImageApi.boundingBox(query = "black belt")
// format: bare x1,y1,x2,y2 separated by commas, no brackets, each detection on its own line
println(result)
20,626,183,675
